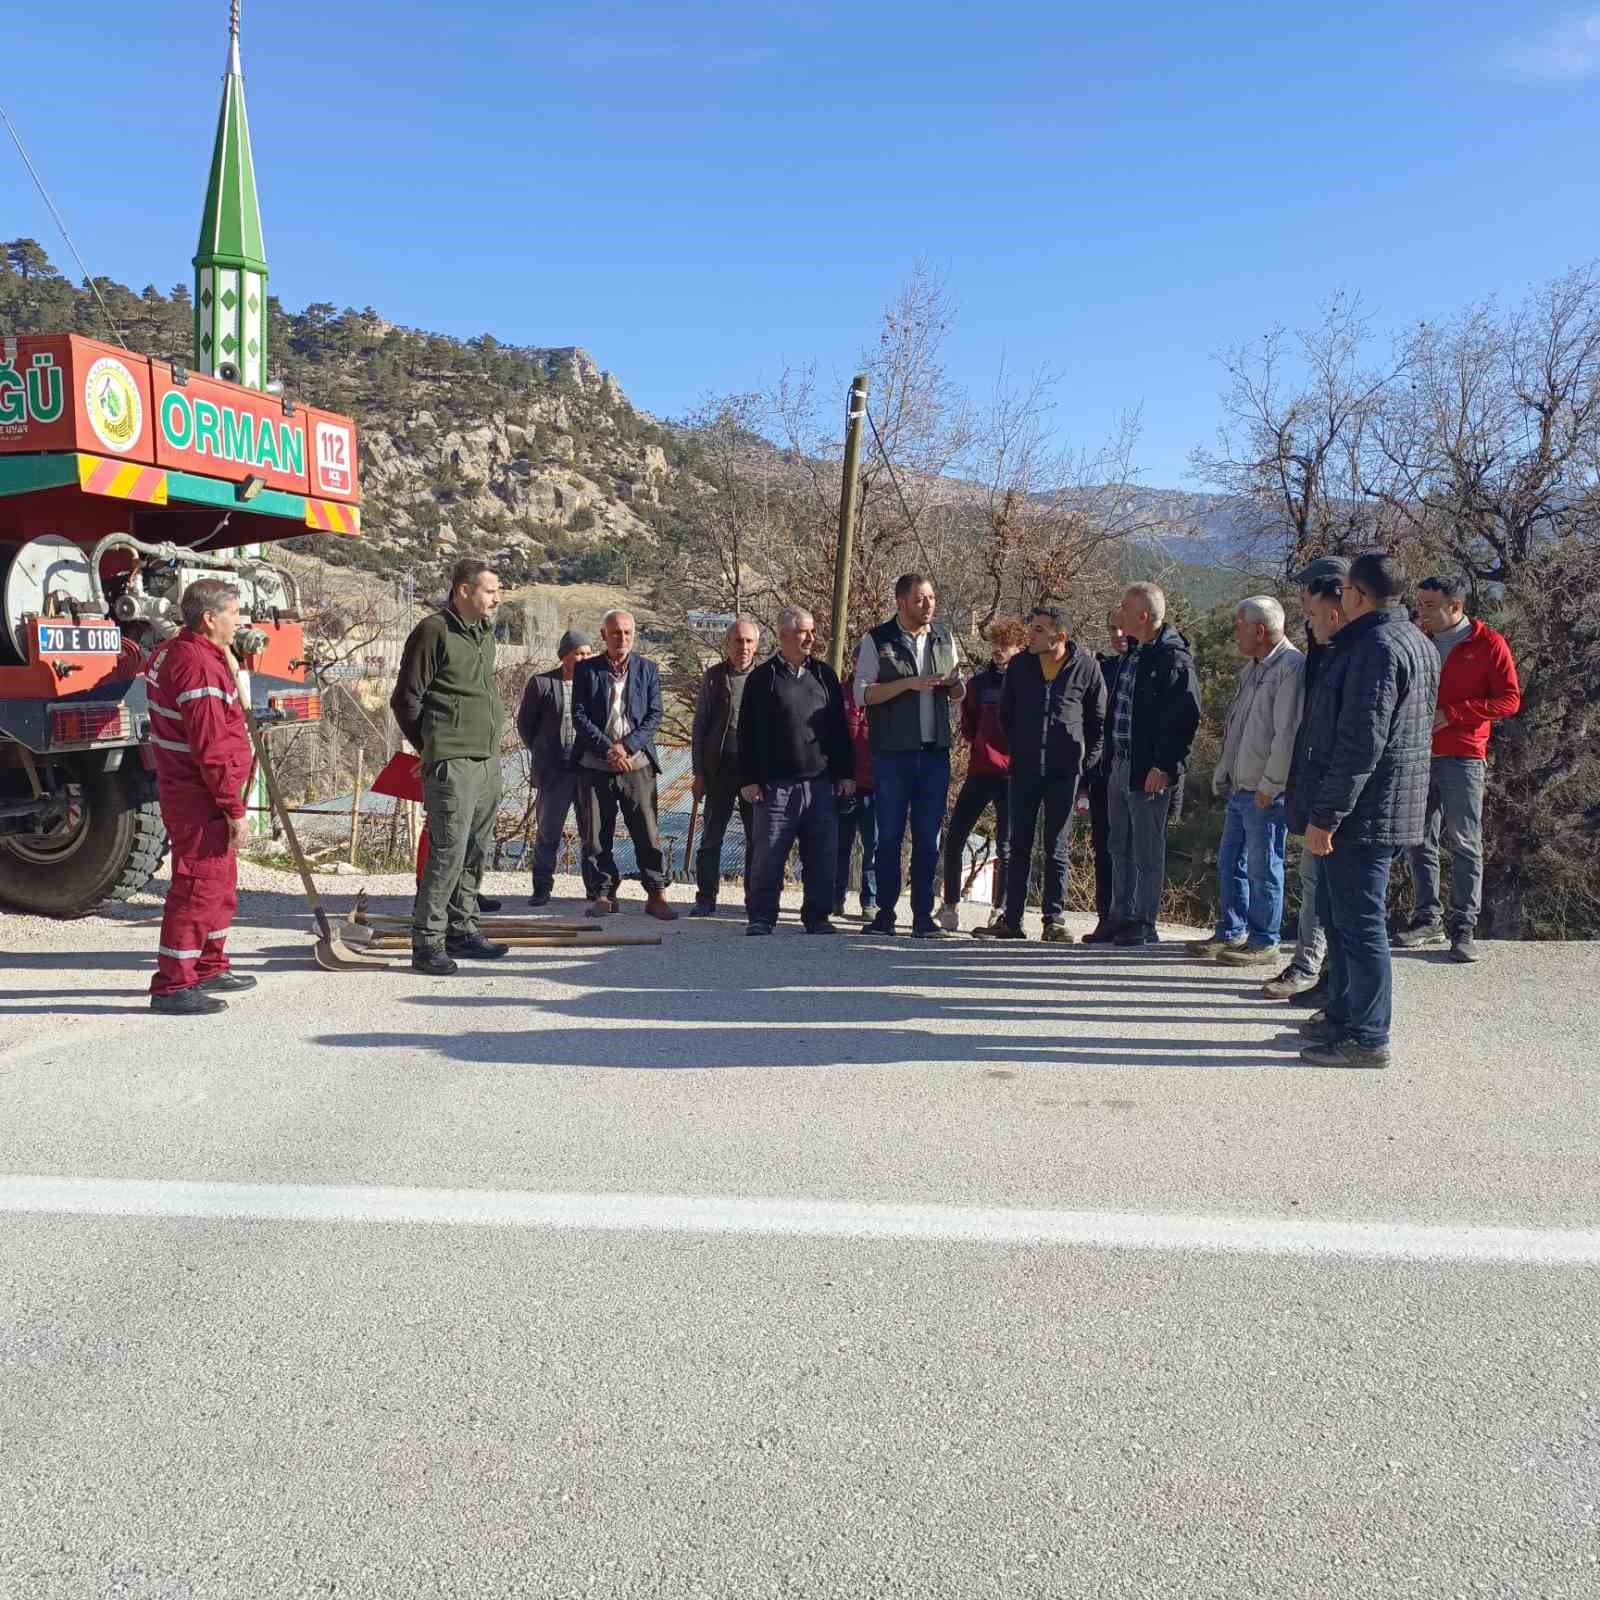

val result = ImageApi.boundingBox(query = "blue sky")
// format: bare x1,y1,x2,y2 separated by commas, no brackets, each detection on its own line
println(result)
6,2,1598,484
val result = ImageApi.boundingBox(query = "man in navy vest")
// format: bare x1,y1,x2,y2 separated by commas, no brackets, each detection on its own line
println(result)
852,573,966,937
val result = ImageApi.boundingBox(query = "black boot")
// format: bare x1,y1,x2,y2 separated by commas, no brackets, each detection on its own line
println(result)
150,987,228,1016
446,935,510,960
412,948,460,976
199,971,258,993
478,896,503,913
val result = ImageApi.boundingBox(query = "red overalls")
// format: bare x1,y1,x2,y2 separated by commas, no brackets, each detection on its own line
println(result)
143,632,253,996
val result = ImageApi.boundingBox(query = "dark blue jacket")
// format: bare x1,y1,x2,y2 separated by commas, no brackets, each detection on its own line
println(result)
1116,624,1201,792
1291,607,1438,847
1000,645,1107,781
572,652,665,775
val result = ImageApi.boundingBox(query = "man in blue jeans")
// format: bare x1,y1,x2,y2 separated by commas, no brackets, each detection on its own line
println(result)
1294,554,1438,1069
738,607,855,935
1189,597,1304,966
853,573,966,938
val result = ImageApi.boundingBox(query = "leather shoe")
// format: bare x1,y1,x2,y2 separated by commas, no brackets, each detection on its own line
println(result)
150,987,227,1016
1111,923,1154,947
199,971,257,993
644,894,679,922
804,919,838,935
411,949,459,976
1080,919,1117,945
446,935,510,960
528,888,553,909
688,899,717,918
478,896,503,913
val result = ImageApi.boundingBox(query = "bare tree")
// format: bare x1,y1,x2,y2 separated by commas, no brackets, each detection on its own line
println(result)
1191,295,1401,576
1206,266,1600,937
1366,266,1600,935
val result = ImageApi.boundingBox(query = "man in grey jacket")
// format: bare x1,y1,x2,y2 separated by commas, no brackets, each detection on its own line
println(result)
1190,597,1305,966
689,617,760,917
515,629,595,907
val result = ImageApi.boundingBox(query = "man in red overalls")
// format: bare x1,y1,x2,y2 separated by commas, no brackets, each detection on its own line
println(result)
144,579,255,1015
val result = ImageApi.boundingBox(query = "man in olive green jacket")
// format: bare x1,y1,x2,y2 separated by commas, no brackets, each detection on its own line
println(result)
390,558,509,974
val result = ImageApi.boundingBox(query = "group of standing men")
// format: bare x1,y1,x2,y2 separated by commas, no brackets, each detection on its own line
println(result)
141,547,1522,1071
1191,553,1520,1069
680,574,1206,949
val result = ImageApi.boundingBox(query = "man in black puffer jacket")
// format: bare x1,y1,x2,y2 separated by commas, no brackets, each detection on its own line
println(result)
1106,584,1202,946
1292,553,1438,1070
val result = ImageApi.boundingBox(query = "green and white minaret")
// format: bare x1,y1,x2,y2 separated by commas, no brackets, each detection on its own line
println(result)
194,0,267,390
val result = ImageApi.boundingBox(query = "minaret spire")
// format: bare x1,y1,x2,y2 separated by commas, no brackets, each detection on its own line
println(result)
194,0,268,389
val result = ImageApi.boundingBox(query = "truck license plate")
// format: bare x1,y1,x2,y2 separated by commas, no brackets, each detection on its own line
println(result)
38,623,122,655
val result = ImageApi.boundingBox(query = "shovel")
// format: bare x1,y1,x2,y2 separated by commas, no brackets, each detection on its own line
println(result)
246,715,387,972
348,926,662,951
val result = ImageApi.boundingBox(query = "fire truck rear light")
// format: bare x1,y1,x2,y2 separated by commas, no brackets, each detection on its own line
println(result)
50,703,133,745
267,691,321,723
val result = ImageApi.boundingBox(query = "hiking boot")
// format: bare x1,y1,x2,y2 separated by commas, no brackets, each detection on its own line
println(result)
688,899,717,918
746,922,774,937
1299,1040,1391,1070
1393,919,1447,950
1262,964,1320,1000
1041,921,1072,944
528,888,553,909
446,934,510,960
861,913,897,937
1188,935,1246,960
1217,942,1281,968
478,896,502,913
936,902,961,932
912,919,949,939
1449,931,1480,963
411,949,459,977
973,919,1024,940
150,987,228,1016
1080,918,1118,945
198,971,257,993
645,893,679,923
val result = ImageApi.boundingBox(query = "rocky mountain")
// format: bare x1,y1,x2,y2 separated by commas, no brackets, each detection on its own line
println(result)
1,240,707,588
3,240,1252,611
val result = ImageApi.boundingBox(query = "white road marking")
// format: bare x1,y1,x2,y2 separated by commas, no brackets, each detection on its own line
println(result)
1,1176,1597,1264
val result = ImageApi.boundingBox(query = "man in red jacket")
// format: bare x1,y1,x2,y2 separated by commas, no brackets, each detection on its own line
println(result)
1396,574,1521,963
937,619,1026,930
144,579,256,1015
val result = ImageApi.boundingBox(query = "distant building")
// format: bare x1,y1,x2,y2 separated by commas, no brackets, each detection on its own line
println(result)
687,610,737,636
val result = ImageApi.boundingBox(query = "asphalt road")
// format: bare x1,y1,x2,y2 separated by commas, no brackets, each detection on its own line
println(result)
2,871,1597,1598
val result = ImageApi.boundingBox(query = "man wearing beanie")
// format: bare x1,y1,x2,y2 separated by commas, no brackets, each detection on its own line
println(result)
1266,555,1349,1004
516,628,597,907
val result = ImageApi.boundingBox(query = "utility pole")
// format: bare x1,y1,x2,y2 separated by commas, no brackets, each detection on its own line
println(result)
828,373,869,678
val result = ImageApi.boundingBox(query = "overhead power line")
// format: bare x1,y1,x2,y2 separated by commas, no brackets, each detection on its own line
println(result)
1,100,130,350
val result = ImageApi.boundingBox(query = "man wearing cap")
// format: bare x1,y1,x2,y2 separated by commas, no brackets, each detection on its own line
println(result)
516,628,597,907
1266,555,1348,1004
689,616,761,917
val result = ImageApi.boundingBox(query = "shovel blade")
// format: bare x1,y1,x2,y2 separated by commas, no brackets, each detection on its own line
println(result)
314,928,393,971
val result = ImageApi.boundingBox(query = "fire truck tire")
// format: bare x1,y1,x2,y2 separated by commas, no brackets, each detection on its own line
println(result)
0,768,169,918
